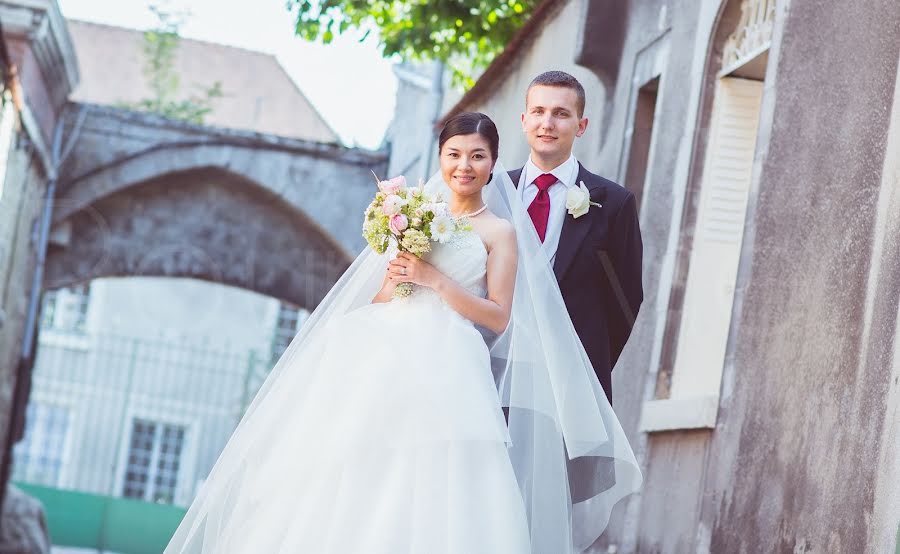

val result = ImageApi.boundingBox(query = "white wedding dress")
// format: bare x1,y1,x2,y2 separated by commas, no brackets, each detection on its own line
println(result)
166,228,532,553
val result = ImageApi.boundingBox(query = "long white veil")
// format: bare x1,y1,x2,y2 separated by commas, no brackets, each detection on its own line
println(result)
165,163,641,553
425,163,642,552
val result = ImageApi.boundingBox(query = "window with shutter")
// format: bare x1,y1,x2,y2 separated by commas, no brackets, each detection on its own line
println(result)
671,77,764,399
641,77,764,432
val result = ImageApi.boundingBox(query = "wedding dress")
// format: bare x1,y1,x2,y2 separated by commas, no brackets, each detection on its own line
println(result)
165,165,641,554
166,228,531,553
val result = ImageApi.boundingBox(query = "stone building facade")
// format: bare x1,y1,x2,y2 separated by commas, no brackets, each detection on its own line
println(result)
394,0,900,551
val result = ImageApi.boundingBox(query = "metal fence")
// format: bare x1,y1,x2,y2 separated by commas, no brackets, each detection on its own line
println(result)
13,330,271,509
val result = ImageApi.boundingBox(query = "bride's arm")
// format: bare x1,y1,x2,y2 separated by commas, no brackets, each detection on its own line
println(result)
389,223,517,334
434,223,517,333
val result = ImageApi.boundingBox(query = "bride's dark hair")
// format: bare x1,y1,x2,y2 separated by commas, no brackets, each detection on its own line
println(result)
438,112,500,161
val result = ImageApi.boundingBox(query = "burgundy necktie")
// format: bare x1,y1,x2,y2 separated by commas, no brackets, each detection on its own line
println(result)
527,173,558,242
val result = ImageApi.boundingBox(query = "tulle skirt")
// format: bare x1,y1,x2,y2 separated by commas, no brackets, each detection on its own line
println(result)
165,295,532,553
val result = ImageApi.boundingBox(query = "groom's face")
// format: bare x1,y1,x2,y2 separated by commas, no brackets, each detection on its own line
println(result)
522,85,588,166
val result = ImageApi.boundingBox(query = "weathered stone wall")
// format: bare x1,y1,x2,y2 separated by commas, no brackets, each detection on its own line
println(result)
702,1,900,551
0,0,77,541
0,127,47,458
872,78,900,548
0,484,51,553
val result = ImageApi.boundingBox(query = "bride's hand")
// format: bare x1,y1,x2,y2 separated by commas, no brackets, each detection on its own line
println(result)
388,252,441,289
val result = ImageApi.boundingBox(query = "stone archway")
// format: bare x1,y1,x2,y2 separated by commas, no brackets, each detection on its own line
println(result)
46,167,349,311
47,103,388,310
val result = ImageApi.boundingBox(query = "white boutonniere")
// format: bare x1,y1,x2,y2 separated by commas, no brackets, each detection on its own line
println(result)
566,181,602,218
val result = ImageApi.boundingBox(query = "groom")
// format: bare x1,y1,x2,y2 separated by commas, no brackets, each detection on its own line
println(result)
510,71,643,405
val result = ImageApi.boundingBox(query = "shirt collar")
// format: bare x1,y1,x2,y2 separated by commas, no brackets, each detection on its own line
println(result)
525,154,578,189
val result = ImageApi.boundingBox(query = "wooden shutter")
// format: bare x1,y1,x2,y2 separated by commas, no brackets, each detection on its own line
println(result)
671,77,764,399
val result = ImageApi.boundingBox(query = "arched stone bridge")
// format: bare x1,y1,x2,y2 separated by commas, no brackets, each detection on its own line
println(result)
46,103,388,311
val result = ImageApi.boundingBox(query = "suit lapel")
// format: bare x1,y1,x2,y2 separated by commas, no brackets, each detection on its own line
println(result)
509,168,523,188
553,163,600,281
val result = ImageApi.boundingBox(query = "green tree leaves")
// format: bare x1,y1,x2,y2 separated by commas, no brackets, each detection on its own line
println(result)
288,0,539,87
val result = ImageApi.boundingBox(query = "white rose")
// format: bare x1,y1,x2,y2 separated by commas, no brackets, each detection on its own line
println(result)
566,182,595,218
431,202,450,217
382,194,404,216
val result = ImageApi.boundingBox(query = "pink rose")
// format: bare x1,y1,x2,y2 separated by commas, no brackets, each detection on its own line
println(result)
389,214,409,235
379,175,407,194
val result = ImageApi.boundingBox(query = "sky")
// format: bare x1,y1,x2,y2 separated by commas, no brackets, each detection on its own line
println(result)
58,0,399,149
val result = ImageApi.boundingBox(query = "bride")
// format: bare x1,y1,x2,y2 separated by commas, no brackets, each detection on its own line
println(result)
165,113,641,553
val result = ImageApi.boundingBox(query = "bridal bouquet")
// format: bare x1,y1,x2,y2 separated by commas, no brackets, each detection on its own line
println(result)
362,174,469,297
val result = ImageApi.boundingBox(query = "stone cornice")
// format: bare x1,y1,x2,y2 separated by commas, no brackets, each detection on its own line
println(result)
67,102,390,168
0,0,79,107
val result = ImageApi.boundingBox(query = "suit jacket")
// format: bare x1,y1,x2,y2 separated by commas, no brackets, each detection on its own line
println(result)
510,163,643,404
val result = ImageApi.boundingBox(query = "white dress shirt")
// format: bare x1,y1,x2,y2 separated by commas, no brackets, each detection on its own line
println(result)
520,154,580,265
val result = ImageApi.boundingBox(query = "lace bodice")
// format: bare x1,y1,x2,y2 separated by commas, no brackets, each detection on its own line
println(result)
399,230,488,303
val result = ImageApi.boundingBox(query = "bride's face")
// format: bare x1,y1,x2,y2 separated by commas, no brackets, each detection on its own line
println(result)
439,134,495,196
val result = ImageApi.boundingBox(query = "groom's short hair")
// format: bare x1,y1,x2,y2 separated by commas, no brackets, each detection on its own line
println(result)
527,71,586,117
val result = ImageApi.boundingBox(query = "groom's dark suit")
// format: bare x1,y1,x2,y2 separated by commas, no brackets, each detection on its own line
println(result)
510,163,643,404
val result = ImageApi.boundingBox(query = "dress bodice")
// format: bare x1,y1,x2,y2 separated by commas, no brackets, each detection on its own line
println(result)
400,230,488,303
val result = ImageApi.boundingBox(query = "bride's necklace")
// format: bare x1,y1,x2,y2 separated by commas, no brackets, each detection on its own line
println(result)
451,204,488,219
